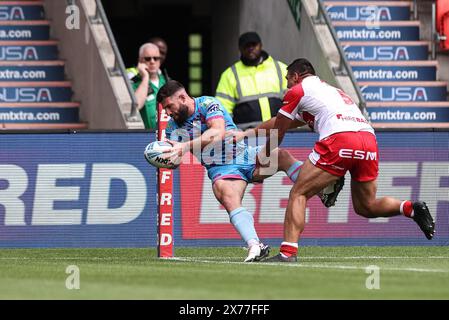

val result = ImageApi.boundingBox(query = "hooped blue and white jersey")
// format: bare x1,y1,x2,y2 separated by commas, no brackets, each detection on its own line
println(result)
165,96,248,169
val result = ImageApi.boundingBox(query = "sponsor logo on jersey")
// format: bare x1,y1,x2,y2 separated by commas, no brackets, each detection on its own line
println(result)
207,103,220,113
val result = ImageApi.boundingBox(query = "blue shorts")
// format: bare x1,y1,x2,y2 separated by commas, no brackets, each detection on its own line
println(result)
206,145,262,183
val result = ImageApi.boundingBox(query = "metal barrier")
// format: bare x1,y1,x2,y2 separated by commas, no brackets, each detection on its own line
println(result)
413,0,418,20
89,0,139,121
313,0,368,120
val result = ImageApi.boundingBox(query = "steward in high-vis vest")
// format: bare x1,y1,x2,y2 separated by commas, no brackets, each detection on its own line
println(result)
215,32,287,129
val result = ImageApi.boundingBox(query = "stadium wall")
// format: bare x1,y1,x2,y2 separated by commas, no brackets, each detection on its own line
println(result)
211,0,341,93
235,0,360,105
0,131,447,248
238,0,338,88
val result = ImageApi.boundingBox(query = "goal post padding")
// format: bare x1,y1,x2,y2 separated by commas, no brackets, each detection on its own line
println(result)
157,103,174,258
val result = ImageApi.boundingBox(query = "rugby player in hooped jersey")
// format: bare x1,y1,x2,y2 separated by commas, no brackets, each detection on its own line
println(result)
236,58,435,262
156,80,345,262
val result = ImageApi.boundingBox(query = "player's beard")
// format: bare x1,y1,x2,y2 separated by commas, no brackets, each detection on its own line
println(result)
174,104,190,125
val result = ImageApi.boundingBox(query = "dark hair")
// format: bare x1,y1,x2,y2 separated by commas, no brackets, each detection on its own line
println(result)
156,80,185,103
238,32,261,47
287,58,316,76
148,36,167,46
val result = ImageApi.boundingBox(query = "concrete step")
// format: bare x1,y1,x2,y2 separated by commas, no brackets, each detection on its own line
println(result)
324,1,412,21
0,1,45,21
0,102,80,123
341,41,429,60
0,122,87,130
0,81,73,102
350,60,438,81
0,40,59,60
333,21,420,41
366,101,449,123
372,122,449,129
359,81,447,101
0,60,65,81
0,20,50,41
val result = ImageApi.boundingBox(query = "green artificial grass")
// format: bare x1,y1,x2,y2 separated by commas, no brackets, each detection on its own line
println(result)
0,247,448,299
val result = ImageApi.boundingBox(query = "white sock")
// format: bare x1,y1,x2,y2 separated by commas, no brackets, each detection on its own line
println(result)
247,239,260,248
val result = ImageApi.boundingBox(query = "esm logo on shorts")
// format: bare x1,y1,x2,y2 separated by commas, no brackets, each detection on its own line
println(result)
339,149,377,160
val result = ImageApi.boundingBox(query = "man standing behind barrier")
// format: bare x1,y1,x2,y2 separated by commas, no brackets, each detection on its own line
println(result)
156,80,344,262
127,43,167,129
215,32,287,130
149,36,171,81
243,58,435,262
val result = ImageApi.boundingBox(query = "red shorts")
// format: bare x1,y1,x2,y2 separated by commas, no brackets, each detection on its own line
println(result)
309,131,379,182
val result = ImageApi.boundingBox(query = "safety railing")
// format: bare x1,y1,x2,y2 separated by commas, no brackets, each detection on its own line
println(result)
413,0,418,20
312,0,368,119
89,0,139,121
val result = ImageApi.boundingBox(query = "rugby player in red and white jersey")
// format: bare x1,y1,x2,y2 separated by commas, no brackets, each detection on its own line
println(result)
245,58,435,262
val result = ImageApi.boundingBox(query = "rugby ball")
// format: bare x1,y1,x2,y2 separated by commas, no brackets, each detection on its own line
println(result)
144,141,178,169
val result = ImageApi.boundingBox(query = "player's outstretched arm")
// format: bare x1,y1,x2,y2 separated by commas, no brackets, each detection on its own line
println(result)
229,117,305,142
271,113,293,147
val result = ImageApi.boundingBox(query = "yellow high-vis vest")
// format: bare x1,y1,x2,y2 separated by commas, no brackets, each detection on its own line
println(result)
215,55,287,126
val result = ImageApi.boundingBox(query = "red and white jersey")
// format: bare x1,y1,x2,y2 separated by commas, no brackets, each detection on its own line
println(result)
279,76,374,140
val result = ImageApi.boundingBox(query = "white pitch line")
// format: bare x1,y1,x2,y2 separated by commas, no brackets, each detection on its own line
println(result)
0,255,449,260
0,257,138,261
172,256,449,260
0,256,448,273
173,257,449,273
298,256,449,260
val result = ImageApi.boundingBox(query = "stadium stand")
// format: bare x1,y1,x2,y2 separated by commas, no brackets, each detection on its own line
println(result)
0,1,86,130
324,0,449,128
